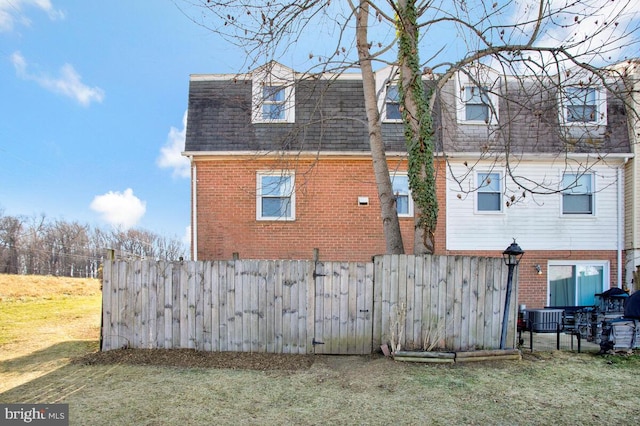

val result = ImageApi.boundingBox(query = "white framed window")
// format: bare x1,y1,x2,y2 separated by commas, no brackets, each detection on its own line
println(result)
464,86,490,122
476,172,502,213
391,173,413,217
385,85,402,122
548,261,609,307
251,63,295,124
257,172,295,221
560,86,606,126
455,67,499,125
561,173,594,215
261,86,286,120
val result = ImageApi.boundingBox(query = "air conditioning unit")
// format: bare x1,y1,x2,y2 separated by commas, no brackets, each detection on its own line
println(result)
528,309,564,333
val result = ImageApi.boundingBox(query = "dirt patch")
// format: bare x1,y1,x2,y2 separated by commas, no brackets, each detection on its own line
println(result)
75,348,316,371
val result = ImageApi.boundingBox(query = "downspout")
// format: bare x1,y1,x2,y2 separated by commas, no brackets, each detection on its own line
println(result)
190,156,198,261
617,165,624,288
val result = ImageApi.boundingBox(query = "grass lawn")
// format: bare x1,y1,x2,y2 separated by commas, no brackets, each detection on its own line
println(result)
1,273,639,425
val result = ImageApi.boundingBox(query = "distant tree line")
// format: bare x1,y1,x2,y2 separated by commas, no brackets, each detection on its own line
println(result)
0,210,187,277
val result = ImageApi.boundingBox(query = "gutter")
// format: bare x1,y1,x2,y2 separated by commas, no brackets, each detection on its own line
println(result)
190,155,198,261
618,164,625,288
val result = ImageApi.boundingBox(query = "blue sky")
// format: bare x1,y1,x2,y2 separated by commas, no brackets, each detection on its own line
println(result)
1,1,637,248
0,0,246,243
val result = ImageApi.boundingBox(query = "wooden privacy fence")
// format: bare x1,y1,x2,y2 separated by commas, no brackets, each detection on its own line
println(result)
101,255,516,354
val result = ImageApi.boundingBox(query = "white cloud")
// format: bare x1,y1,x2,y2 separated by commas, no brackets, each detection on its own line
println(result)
90,188,146,230
509,1,640,67
11,51,105,106
0,0,64,32
157,110,190,178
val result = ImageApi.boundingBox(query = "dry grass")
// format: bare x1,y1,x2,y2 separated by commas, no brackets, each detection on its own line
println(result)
0,274,100,301
2,273,640,425
0,274,101,391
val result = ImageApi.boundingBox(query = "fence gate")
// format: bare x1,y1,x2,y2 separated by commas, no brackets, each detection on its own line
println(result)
311,261,374,354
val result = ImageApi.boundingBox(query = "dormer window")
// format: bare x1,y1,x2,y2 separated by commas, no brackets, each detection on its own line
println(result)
558,68,607,127
262,86,286,120
455,67,499,125
562,86,606,125
566,87,596,122
464,86,490,122
385,85,402,121
251,62,295,124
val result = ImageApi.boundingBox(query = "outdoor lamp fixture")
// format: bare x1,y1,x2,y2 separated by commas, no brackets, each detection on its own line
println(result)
534,264,542,275
500,240,525,349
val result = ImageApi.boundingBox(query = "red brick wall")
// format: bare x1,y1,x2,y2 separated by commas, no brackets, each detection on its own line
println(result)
194,155,435,261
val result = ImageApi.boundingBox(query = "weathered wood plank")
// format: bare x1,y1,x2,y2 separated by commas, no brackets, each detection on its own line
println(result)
305,261,315,355
372,256,384,349
298,261,309,354
218,261,229,352
393,350,455,359
101,261,113,350
281,261,292,354
146,261,157,349
257,260,268,353
436,256,448,349
405,255,416,350
330,262,341,354
364,262,374,354
211,261,221,351
266,261,276,353
476,258,487,348
320,262,332,354
117,261,129,349
459,256,470,351
338,262,349,354
224,260,234,351
289,261,300,354
490,258,503,347
413,255,424,350
274,261,283,353
394,255,405,349
246,260,258,353
234,260,245,352
163,263,173,349
313,261,324,354
202,261,212,352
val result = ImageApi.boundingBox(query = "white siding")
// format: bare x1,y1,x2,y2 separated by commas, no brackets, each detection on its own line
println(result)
446,160,622,251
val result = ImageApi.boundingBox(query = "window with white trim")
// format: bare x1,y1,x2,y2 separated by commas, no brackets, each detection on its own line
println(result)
548,262,609,307
464,86,490,122
261,86,286,120
251,63,295,123
385,85,402,121
562,173,593,215
455,67,499,125
560,86,606,126
257,172,295,220
391,173,413,217
476,172,502,212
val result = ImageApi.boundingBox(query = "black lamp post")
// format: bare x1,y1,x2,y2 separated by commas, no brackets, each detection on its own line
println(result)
500,240,525,349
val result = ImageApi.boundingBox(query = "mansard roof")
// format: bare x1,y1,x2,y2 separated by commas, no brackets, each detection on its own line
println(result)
184,63,632,156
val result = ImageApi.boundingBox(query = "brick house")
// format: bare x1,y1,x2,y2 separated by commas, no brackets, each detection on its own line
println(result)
183,61,635,309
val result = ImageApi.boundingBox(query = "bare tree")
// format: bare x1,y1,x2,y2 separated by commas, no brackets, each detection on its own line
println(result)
0,212,23,274
184,0,639,253
0,210,187,276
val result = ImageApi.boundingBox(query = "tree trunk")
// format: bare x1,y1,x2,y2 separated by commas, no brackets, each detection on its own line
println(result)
355,1,404,254
397,0,437,254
